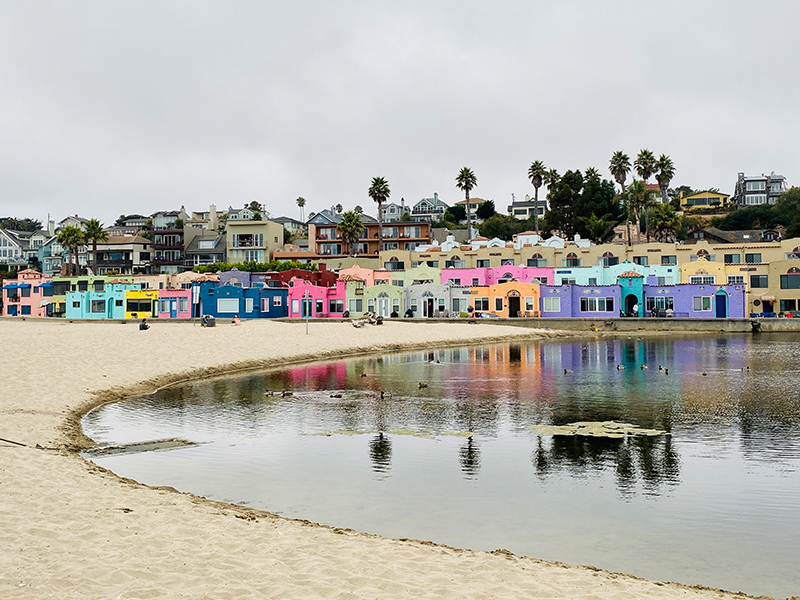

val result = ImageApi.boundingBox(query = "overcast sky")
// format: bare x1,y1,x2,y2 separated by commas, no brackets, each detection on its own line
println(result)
1,1,798,227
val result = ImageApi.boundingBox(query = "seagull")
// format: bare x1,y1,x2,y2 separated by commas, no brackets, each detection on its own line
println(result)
282,390,293,397
658,365,664,371
664,368,669,375
564,369,573,374
702,372,708,377
418,382,428,389
640,364,648,370
616,365,626,370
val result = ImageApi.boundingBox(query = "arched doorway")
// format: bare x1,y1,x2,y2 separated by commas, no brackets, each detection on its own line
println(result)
624,294,639,317
507,290,521,318
714,291,728,318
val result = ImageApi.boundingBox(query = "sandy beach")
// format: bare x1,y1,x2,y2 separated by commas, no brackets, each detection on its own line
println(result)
0,319,767,600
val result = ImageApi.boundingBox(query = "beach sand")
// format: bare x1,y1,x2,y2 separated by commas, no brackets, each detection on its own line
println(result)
0,319,765,599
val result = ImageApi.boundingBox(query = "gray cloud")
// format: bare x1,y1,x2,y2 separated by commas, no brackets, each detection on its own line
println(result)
1,1,797,225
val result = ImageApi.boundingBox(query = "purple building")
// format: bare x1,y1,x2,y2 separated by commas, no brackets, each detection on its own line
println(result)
642,275,745,318
540,285,621,318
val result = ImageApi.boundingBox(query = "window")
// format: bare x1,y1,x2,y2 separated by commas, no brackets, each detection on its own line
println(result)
126,299,153,313
93,281,105,292
217,298,239,313
543,296,560,312
724,254,741,264
780,274,800,289
495,297,504,311
329,299,344,313
159,299,170,313
689,276,716,284
657,277,674,285
72,301,80,308
316,299,324,314
452,298,463,313
746,194,767,205
693,296,712,311
588,278,597,286
563,253,581,267
646,296,674,311
727,275,744,284
445,259,466,269
560,278,576,285
780,299,797,312
632,256,648,266
476,259,490,268
367,298,375,312
245,298,254,313
525,297,535,312
501,259,514,266
580,297,615,312
20,287,31,297
77,280,88,292
392,280,403,287
349,298,363,313
745,253,762,264
115,300,123,307
392,298,400,313
273,296,282,307
438,298,446,312
383,260,405,270
527,255,547,267
410,298,417,312
472,278,479,285
746,181,766,191
21,305,31,315
261,298,271,312
446,278,461,285
599,252,618,267
751,275,769,288
291,299,300,314
661,255,677,265
474,297,489,311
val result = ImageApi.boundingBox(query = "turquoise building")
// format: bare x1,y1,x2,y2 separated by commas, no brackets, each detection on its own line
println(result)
65,280,139,319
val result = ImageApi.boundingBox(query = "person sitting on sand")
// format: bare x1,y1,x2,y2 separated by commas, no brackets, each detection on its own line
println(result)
139,318,149,331
201,315,209,327
232,314,241,326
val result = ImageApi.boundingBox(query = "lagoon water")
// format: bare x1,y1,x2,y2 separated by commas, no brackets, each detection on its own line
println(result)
83,334,800,598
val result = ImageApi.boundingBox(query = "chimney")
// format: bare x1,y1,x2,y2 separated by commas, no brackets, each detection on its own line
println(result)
49,220,55,236
209,204,218,230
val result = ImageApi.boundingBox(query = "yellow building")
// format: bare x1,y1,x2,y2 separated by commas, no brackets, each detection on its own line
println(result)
681,190,729,210
124,289,158,319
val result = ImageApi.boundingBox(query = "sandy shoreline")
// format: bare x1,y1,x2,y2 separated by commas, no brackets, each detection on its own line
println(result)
0,319,768,599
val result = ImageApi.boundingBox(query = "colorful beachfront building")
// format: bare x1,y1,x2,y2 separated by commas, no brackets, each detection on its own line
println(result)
403,282,472,317
1,269,52,317
441,265,552,287
469,281,542,318
642,277,746,319
124,289,158,319
286,279,346,318
65,279,140,319
340,280,404,318
195,281,288,319
218,265,338,289
156,289,193,319
539,284,621,318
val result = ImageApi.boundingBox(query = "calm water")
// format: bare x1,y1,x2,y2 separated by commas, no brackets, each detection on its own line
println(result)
83,334,800,598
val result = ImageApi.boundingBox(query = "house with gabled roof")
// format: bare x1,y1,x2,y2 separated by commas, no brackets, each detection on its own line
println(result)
410,192,449,223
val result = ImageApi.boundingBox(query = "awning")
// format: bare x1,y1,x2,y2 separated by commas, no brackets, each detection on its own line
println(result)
2,283,18,289
17,283,31,289
39,299,53,307
39,281,54,288
760,295,776,302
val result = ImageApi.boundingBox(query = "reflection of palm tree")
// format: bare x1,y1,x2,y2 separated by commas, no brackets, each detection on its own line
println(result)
459,436,481,478
532,437,550,477
368,432,392,473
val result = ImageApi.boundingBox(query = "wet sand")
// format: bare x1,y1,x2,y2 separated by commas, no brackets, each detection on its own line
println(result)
0,319,766,599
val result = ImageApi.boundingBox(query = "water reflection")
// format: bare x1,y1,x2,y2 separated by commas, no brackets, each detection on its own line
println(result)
82,334,800,599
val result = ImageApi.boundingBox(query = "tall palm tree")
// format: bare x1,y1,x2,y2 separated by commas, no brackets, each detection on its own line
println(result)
368,176,391,250
335,203,343,214
584,167,601,182
609,151,632,245
626,179,657,242
634,149,657,185
336,211,364,256
649,204,678,242
83,218,109,275
527,160,546,234
578,213,617,244
655,154,676,205
455,167,478,239
57,225,84,276
296,197,306,222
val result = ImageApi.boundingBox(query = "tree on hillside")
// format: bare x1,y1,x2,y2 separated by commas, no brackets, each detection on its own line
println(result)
649,204,679,242
368,176,391,249
577,213,617,244
0,217,43,232
337,211,364,256
626,179,658,242
609,151,632,245
574,176,620,239
478,214,526,241
83,218,109,274
475,199,496,220
455,167,478,239
57,225,84,276
296,197,306,222
544,170,583,239
527,160,547,234
443,204,467,225
655,155,676,205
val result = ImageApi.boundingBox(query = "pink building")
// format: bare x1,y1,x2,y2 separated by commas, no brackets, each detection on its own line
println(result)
441,265,553,287
337,265,376,286
287,278,347,318
156,288,193,319
2,269,52,317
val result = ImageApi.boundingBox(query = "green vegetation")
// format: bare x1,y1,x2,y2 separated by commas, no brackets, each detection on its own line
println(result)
83,218,109,274
475,199,496,220
193,260,318,274
455,167,477,236
368,176,391,248
711,188,800,235
336,211,364,255
0,217,42,232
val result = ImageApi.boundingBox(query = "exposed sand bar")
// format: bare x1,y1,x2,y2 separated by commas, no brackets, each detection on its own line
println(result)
0,319,764,599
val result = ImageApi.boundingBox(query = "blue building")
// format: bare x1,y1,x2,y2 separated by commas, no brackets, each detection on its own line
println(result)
195,281,288,319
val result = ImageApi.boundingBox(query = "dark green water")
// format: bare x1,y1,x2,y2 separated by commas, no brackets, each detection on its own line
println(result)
83,334,800,598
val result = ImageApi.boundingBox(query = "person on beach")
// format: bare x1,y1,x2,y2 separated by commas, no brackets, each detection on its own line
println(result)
232,314,241,326
201,315,209,327
139,318,149,330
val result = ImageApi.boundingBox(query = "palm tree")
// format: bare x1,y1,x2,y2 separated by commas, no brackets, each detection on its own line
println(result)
455,167,477,239
83,218,109,275
634,149,656,185
296,197,306,222
655,154,675,205
626,179,657,242
609,151,632,245
542,168,560,228
335,203,343,214
57,225,84,276
649,204,678,242
578,213,617,244
368,176,391,250
584,167,601,182
336,211,364,256
527,160,546,234
354,205,363,215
